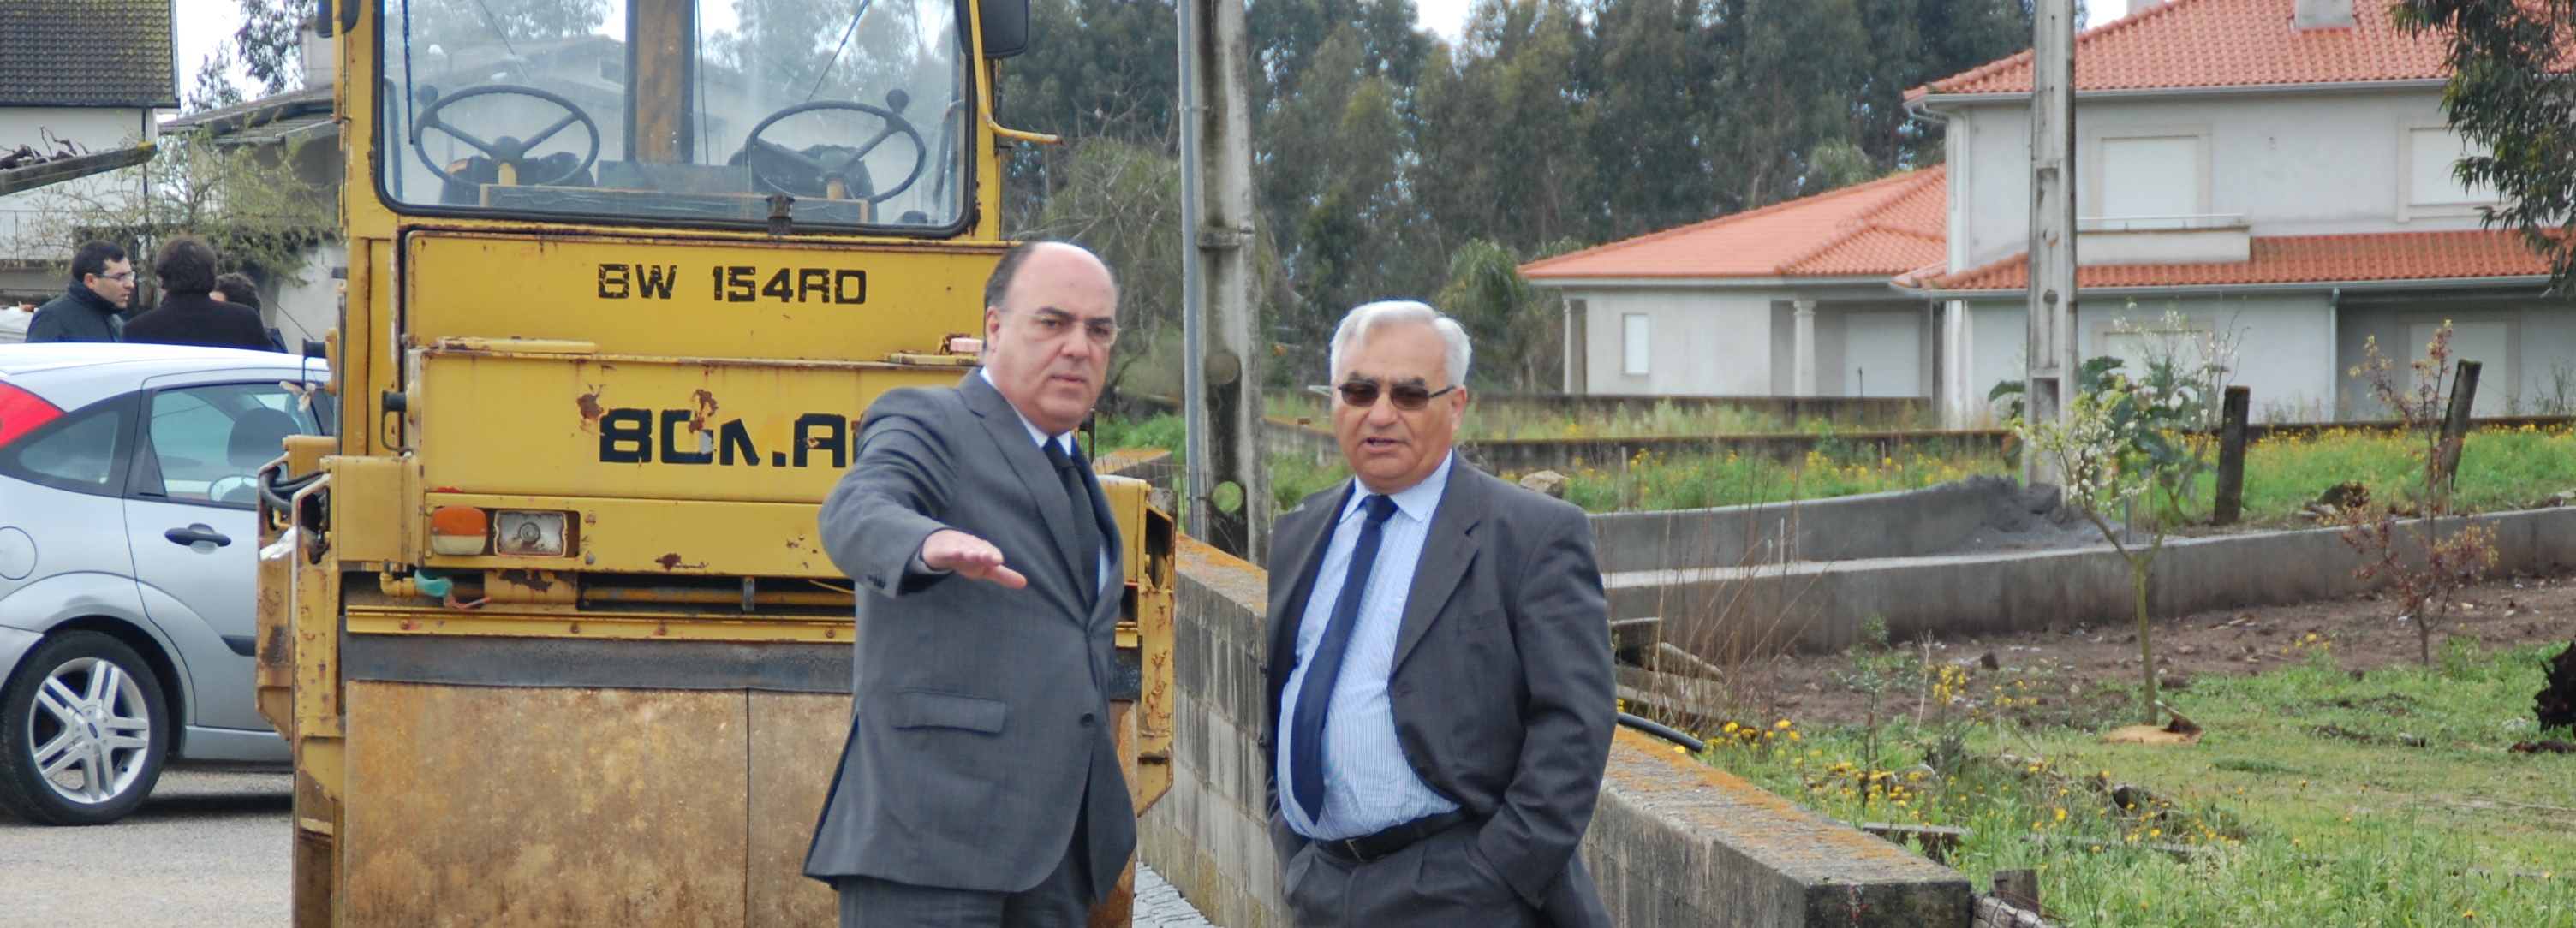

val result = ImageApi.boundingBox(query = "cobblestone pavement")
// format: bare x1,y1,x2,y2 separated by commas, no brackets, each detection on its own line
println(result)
0,769,293,928
1135,863,1217,927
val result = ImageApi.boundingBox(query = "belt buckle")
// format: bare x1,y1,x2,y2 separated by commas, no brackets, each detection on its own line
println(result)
1336,836,1381,865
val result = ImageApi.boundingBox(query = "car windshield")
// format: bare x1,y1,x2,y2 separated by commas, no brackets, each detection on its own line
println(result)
379,0,969,230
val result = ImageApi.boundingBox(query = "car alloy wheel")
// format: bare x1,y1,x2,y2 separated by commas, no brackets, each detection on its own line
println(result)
0,631,169,825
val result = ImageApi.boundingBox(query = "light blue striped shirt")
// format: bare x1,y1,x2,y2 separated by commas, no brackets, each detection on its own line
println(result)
1276,454,1461,840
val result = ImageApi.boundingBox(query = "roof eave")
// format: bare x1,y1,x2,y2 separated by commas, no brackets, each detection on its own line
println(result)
0,98,179,110
1528,273,1916,289
1902,273,2552,299
1913,77,2452,110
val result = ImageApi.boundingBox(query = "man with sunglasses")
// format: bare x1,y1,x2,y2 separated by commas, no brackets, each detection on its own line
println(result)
1263,300,1614,927
807,240,1135,927
25,241,134,343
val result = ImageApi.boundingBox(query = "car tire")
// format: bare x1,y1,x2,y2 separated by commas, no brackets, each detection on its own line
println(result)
0,631,171,825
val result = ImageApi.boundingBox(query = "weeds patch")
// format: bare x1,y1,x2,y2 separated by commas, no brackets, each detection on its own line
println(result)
1694,641,2576,925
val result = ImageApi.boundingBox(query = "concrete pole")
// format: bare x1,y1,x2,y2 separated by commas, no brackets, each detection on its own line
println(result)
1792,300,1818,397
2024,0,2078,485
1178,0,1267,561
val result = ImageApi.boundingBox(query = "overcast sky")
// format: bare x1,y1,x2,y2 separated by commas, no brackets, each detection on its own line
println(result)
176,2,2126,108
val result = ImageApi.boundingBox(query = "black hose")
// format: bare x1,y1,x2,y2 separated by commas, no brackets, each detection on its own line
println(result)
1616,712,1705,753
258,464,323,516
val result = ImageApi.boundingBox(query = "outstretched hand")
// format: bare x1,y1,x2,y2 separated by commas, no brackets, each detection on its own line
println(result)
921,528,1029,588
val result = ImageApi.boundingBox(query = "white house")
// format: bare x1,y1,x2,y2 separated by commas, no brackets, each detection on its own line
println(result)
0,0,176,304
1904,0,2557,425
1520,167,1947,398
1524,0,2562,424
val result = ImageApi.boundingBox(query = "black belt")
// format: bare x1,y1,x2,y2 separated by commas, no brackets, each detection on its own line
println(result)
1310,810,1475,866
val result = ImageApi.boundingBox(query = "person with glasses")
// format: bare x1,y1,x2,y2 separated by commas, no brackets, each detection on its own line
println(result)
807,240,1135,928
25,241,134,343
1262,300,1614,927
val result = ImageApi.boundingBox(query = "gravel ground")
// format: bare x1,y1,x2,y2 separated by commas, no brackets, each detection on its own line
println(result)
0,768,292,928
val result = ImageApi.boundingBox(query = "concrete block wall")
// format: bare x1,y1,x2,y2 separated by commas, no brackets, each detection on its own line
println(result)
1614,507,2576,655
1141,541,1290,928
1587,476,2036,574
1148,538,1974,927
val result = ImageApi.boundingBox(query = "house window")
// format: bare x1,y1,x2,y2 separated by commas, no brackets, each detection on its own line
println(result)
2406,127,2495,207
2099,135,2203,219
1622,314,1650,376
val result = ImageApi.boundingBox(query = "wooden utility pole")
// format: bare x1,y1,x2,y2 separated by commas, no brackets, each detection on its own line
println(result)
2436,360,2482,491
2212,386,2251,525
2025,0,2078,485
1178,0,1267,560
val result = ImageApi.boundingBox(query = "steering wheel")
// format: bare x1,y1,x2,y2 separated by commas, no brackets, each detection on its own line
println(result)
735,92,928,203
410,85,600,188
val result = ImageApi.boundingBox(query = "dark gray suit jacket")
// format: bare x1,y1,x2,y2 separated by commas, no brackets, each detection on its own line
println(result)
1263,463,1616,926
805,374,1135,901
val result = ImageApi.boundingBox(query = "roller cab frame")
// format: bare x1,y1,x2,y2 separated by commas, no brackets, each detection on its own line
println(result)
257,3,1167,925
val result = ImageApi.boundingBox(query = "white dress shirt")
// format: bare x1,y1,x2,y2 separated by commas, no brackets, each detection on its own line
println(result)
913,369,1112,590
1275,453,1461,840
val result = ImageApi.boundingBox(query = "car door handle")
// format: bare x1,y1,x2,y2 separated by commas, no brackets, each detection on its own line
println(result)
164,525,233,548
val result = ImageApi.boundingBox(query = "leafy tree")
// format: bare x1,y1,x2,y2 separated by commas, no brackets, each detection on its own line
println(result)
413,0,611,49
995,0,1179,232
7,131,338,297
186,0,307,112
1020,139,1185,407
2012,313,2231,724
1261,25,1439,385
1415,0,1590,252
1434,238,1578,391
2395,0,2576,289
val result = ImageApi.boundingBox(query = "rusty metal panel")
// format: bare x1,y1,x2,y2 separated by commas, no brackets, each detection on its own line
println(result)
343,681,750,927
404,233,995,361
325,455,415,565
412,492,847,577
411,348,959,504
745,692,849,927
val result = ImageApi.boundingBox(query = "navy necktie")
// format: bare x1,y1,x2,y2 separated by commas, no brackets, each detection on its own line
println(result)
1043,439,1100,607
1289,493,1401,824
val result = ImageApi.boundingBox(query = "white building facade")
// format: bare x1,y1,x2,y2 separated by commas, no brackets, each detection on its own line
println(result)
1905,0,2559,425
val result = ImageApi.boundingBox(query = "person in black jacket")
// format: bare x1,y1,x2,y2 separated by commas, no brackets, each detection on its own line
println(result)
25,241,135,342
122,236,273,351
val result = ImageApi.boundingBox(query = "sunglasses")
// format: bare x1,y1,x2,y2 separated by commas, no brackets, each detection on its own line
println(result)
1311,379,1458,411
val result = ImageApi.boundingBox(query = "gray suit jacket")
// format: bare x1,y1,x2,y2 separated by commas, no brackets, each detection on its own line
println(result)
1262,464,1616,927
805,374,1135,900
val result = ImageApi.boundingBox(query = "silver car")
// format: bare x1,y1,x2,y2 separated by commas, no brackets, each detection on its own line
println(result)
0,343,329,824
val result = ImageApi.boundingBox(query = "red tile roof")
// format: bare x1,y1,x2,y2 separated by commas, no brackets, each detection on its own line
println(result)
1898,231,2549,291
1915,0,2450,98
1520,168,1947,281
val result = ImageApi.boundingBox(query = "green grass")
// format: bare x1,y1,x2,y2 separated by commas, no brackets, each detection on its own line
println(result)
1698,641,2576,926
2217,425,2576,525
1094,412,1185,458
1264,394,1935,439
1110,416,2576,521
1548,445,2008,513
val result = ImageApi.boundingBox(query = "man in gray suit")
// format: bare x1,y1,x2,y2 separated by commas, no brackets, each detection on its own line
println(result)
1265,300,1616,927
808,241,1134,927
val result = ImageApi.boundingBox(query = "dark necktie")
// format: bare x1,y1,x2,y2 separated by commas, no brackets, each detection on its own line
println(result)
1288,493,1401,824
1043,439,1101,607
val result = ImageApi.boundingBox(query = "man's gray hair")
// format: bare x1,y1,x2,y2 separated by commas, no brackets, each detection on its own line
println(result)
1328,300,1473,387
